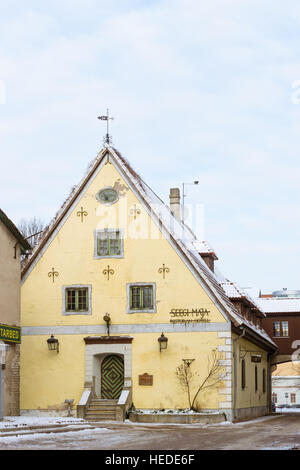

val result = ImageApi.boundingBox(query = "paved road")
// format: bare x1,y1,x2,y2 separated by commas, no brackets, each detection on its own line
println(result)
0,413,299,450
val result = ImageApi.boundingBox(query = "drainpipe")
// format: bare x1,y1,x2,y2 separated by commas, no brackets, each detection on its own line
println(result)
232,328,246,421
267,350,278,413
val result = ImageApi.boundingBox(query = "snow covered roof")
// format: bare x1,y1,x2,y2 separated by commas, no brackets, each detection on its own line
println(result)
256,298,300,314
192,240,218,259
22,146,276,351
220,281,265,315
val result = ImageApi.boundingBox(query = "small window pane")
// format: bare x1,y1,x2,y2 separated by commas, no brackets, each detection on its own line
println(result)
281,321,289,337
263,368,266,393
66,288,88,312
98,235,109,256
241,359,246,390
131,287,141,309
130,285,154,311
273,321,281,337
255,366,258,392
143,286,153,309
97,230,121,256
291,393,296,404
109,231,120,255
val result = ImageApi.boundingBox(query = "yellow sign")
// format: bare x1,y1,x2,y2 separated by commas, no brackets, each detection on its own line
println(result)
0,324,21,343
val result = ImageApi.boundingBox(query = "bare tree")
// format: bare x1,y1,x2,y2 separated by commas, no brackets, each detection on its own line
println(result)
18,217,45,248
176,349,226,411
176,360,194,409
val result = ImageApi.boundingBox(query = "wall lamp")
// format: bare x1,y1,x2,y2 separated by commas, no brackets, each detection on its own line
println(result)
47,335,59,353
158,332,168,352
103,313,111,336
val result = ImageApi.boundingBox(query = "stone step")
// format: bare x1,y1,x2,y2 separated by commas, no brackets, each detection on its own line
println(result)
85,414,117,421
88,404,117,411
90,399,118,404
86,409,116,415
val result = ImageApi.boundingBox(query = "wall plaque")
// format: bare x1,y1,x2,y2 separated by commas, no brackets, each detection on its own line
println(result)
139,373,153,386
169,308,211,324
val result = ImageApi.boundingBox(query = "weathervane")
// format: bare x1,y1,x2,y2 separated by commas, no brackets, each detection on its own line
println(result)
97,108,114,146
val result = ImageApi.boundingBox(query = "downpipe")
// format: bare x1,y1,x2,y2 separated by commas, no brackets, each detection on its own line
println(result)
233,328,246,421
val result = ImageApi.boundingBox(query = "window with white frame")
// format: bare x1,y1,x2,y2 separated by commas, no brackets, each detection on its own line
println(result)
94,229,123,259
127,283,156,313
62,285,92,315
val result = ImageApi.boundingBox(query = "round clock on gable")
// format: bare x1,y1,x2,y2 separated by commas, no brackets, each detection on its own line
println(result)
96,187,119,205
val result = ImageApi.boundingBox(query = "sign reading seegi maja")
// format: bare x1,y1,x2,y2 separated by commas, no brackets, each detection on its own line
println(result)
169,308,211,323
0,324,21,343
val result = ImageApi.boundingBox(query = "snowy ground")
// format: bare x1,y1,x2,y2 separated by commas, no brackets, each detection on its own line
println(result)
0,416,87,430
0,412,299,450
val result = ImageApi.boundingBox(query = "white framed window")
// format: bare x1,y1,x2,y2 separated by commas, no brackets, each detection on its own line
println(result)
94,229,124,259
62,285,92,315
126,283,156,314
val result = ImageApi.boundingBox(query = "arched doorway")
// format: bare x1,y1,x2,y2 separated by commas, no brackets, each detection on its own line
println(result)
101,354,124,399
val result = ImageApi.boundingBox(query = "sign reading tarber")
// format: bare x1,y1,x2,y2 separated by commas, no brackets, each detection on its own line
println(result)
0,324,21,343
169,308,211,323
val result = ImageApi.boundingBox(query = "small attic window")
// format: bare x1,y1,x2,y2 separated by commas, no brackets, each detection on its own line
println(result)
94,229,124,259
96,187,118,205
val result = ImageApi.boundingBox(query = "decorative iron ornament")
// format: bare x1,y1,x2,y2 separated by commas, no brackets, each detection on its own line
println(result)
182,359,195,367
129,204,141,220
97,109,114,146
158,264,170,279
48,267,59,283
103,265,115,281
77,207,88,222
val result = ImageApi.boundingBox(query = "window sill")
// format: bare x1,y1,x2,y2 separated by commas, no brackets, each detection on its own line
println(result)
63,312,92,316
94,254,124,259
127,309,156,314
272,336,290,339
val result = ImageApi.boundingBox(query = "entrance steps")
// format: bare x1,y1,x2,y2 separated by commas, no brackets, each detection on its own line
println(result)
84,399,118,421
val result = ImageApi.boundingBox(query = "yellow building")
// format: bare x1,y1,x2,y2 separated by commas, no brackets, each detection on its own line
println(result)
20,145,277,422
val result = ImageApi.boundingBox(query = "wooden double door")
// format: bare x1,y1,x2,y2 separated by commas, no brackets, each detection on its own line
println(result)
101,355,124,399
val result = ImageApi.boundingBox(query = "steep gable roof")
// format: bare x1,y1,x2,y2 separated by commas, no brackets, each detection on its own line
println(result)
21,146,276,351
0,208,31,252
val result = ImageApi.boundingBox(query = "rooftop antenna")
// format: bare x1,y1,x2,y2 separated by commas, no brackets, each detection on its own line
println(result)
97,108,114,146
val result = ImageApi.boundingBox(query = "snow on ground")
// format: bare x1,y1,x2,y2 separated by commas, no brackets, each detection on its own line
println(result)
133,409,220,415
0,416,87,430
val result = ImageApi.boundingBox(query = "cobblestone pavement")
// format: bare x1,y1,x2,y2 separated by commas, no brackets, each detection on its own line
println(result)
0,414,299,450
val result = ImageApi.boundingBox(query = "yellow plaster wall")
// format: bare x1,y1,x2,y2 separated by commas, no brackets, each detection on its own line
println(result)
21,163,226,328
20,157,230,412
233,334,269,410
20,331,227,411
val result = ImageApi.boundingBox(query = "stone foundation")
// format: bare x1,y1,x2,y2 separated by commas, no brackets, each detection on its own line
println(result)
234,406,269,421
129,412,226,424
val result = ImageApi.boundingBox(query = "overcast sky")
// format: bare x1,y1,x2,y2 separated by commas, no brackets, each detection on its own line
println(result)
1,0,300,293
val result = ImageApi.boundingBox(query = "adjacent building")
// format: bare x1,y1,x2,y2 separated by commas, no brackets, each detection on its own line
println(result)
20,145,277,422
0,209,31,419
257,292,300,364
255,290,300,409
272,362,300,408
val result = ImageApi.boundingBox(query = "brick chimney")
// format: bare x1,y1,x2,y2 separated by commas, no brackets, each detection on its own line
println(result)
169,188,181,221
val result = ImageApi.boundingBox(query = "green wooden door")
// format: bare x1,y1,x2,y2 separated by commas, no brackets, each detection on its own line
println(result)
101,355,124,399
